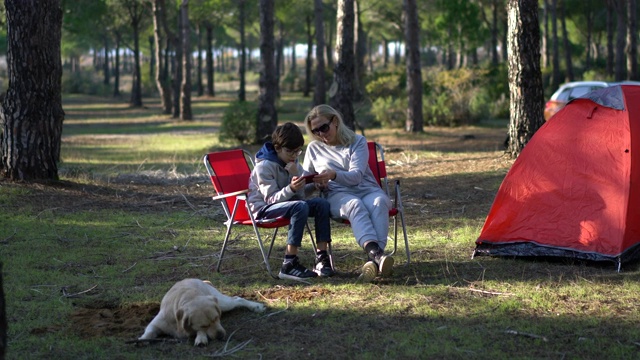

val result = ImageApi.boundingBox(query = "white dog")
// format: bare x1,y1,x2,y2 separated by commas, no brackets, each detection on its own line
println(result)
139,278,266,346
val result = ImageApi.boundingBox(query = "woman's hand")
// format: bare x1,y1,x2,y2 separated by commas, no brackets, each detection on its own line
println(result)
313,169,336,189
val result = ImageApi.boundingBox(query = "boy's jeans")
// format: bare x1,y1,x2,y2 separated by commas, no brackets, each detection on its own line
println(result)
256,198,331,247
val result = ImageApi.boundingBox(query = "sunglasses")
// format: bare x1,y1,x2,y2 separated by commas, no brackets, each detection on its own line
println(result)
311,118,333,135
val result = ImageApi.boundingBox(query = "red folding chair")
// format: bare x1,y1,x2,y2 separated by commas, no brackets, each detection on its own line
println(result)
334,142,411,264
204,149,330,278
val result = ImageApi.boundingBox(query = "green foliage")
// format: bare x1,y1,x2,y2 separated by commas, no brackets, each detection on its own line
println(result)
370,96,407,128
422,66,495,126
139,62,157,97
365,67,406,101
218,100,257,145
61,70,111,96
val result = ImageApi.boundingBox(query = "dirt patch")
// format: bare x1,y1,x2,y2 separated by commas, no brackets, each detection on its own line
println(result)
68,303,158,339
58,286,332,341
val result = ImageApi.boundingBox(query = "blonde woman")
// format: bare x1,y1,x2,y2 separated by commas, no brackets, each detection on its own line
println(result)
302,104,393,282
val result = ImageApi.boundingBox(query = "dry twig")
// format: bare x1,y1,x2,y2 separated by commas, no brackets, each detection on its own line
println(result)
61,284,98,298
504,329,548,342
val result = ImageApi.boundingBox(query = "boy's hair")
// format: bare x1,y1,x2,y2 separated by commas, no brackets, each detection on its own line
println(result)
271,122,304,149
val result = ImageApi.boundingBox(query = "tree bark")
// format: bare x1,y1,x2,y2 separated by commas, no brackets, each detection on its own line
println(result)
550,0,561,89
627,0,637,80
330,0,356,130
1,0,64,181
541,0,549,68
614,0,626,81
256,0,277,144
196,24,203,97
206,24,215,97
128,1,143,107
313,0,326,106
506,0,544,158
606,0,615,76
152,0,172,114
403,0,423,133
180,0,192,121
113,32,121,97
560,3,573,81
238,0,247,102
304,15,312,98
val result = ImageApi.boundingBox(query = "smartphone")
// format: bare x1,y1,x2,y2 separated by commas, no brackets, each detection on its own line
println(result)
300,173,318,184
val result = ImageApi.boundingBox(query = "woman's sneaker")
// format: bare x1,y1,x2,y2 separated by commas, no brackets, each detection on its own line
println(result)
278,256,318,281
370,249,394,277
358,261,378,283
314,252,335,277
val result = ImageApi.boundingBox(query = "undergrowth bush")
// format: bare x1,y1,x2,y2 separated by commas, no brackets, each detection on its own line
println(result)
365,64,508,128
218,100,257,145
62,70,111,96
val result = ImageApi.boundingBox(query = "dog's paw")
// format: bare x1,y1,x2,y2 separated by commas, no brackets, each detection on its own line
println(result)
194,332,209,346
252,302,267,313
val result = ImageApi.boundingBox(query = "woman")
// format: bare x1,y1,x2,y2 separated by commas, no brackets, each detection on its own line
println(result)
302,104,393,282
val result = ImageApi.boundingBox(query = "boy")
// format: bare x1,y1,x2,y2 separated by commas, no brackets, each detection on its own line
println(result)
247,122,334,280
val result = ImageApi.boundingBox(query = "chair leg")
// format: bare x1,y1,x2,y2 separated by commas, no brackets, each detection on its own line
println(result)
389,215,399,256
398,210,410,265
307,222,335,272
215,221,234,273
251,224,277,279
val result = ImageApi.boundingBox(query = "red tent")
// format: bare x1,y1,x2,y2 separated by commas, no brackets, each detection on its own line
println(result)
474,85,640,270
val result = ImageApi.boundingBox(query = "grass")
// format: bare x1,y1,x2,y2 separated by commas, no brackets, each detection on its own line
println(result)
2,92,640,359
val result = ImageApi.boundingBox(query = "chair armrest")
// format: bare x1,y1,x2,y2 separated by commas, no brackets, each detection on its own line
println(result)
212,189,250,201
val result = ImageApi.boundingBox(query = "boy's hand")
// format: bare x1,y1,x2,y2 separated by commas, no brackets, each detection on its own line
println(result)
290,176,305,191
284,162,298,176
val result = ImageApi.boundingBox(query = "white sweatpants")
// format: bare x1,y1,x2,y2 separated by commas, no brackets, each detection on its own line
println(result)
326,187,391,249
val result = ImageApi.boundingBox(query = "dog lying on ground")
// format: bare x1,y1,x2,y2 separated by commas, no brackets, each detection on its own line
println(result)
139,278,266,346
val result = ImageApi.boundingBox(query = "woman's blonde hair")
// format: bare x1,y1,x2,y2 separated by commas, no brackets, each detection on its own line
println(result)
304,104,356,146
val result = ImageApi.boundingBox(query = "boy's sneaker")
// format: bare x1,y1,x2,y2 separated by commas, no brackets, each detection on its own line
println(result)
371,250,394,278
314,252,335,277
358,261,378,283
278,256,318,281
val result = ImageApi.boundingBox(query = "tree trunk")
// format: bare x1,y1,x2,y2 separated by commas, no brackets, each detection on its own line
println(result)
196,24,203,97
330,0,356,130
550,0,561,89
627,0,637,80
206,24,215,97
606,0,615,76
615,0,626,81
256,0,277,144
180,0,192,121
314,0,326,106
304,15,312,98
541,0,549,68
172,13,182,118
1,0,64,181
152,0,172,114
103,35,110,85
506,0,544,158
560,4,573,82
129,2,143,108
325,24,334,69
403,0,423,133
492,0,500,66
114,33,121,97
238,0,247,102
354,1,366,102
